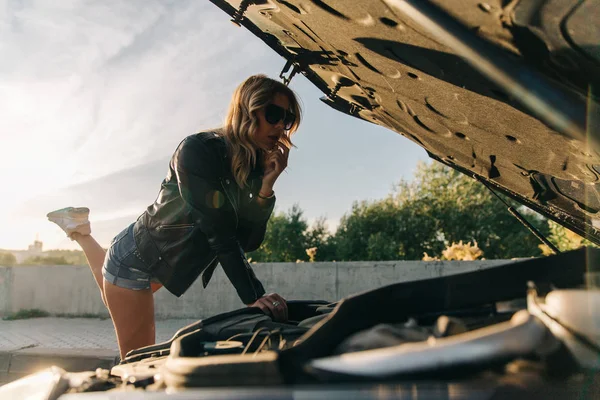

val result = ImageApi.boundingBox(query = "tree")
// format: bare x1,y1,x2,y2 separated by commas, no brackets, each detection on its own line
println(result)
304,217,337,261
0,252,17,266
247,205,334,263
41,250,88,265
539,220,598,255
247,205,304,262
249,162,587,262
334,161,550,260
21,256,72,265
334,198,408,260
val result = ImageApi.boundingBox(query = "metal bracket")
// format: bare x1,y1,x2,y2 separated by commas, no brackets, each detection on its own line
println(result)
231,0,252,27
279,60,299,86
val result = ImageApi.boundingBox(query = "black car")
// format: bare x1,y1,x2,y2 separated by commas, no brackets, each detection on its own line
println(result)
2,1,599,398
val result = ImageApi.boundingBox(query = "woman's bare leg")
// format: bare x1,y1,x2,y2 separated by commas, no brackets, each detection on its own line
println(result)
71,231,161,357
103,280,156,359
48,208,160,357
71,233,106,302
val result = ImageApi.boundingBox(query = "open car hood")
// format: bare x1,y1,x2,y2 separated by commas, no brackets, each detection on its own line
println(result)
209,0,600,245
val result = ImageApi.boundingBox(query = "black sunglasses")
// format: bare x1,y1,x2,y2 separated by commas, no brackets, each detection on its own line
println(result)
264,104,296,130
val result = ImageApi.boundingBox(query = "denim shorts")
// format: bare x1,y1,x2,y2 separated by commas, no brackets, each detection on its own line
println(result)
102,223,160,290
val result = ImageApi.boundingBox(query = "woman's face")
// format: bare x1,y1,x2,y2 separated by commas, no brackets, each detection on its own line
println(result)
254,92,291,151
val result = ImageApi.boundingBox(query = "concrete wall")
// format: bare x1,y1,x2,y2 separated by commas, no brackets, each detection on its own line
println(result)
0,260,511,319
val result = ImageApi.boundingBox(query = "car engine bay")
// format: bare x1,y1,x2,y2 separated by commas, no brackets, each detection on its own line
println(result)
4,248,597,399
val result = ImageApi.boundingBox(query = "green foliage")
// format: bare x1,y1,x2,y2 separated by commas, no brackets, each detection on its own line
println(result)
0,252,17,266
41,250,88,265
540,220,598,255
249,162,560,262
304,217,337,261
334,198,407,261
21,255,72,265
333,161,549,260
3,309,50,320
248,204,307,262
20,250,88,266
248,204,333,262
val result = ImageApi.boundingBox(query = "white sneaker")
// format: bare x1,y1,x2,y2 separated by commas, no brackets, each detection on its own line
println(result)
47,207,91,240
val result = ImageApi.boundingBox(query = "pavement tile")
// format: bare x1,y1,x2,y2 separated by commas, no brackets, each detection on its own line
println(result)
9,348,117,375
0,353,10,373
0,317,199,386
0,318,198,351
0,372,21,386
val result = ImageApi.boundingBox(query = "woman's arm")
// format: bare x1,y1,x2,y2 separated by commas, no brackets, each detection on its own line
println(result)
237,218,268,253
172,135,266,305
237,144,289,251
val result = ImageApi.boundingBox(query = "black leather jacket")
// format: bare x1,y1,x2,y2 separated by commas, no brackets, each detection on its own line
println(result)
132,131,274,304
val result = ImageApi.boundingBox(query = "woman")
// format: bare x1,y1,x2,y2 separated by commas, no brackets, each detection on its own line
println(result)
47,74,302,358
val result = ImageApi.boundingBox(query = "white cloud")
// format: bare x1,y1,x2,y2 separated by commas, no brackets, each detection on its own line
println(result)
1,0,270,187
0,0,283,248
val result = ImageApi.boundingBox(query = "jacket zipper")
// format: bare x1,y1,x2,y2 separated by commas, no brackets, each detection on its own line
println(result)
156,224,194,230
221,178,239,228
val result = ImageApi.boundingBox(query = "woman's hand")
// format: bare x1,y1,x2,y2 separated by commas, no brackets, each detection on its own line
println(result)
247,292,288,322
261,142,290,193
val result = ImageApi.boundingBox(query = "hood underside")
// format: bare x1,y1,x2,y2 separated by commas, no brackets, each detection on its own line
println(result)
209,0,600,245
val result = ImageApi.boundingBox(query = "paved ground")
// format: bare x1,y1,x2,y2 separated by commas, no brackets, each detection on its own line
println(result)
0,317,199,352
0,317,199,386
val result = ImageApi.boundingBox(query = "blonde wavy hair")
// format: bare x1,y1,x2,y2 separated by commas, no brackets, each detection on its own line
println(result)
218,74,302,188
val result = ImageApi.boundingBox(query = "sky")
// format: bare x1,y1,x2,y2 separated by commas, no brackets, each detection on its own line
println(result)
0,0,428,251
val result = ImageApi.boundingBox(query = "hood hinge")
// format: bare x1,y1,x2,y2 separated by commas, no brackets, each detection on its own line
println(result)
279,59,299,86
231,0,252,27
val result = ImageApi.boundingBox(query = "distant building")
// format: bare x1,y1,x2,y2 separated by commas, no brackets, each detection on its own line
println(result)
28,240,43,253
8,238,44,264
